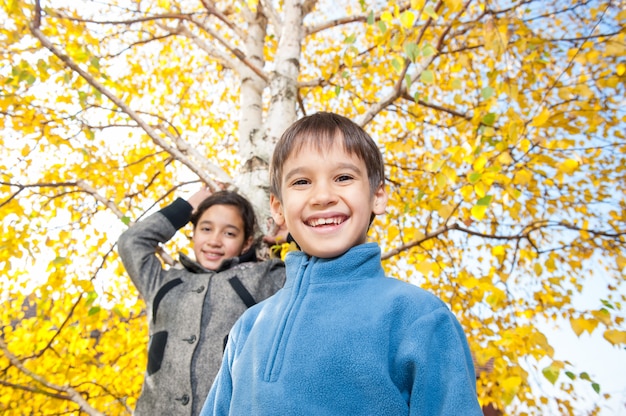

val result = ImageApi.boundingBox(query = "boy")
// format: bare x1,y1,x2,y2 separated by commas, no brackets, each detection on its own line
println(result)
117,188,285,416
200,112,482,415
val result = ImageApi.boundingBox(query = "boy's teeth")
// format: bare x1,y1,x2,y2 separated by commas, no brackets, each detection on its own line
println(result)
310,217,341,226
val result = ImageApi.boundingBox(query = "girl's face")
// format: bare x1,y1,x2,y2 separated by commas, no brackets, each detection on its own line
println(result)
192,204,253,270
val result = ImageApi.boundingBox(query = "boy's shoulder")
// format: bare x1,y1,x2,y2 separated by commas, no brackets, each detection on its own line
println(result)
377,276,449,311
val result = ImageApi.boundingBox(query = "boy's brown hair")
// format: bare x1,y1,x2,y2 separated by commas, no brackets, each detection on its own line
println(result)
269,112,385,200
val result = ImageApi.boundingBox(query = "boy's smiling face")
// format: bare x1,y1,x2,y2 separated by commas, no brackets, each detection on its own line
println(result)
270,138,387,258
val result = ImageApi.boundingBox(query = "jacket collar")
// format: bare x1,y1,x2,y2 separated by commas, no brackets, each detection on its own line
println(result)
284,242,385,286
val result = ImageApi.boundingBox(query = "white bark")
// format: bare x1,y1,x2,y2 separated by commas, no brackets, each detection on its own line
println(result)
236,0,310,233
265,0,307,138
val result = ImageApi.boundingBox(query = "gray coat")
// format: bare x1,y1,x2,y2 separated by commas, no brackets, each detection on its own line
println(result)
117,198,285,416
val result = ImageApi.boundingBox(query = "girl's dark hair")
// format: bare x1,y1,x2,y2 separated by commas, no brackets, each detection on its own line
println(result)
190,191,257,241
270,112,385,200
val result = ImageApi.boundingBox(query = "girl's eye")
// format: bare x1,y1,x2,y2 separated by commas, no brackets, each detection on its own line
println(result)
292,179,309,186
225,232,237,238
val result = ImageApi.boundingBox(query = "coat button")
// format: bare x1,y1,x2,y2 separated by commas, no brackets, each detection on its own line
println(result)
194,285,205,293
175,394,190,405
183,335,196,344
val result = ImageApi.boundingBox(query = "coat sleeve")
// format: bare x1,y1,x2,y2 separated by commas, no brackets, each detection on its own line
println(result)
260,258,287,297
398,306,483,416
200,322,238,416
117,198,192,298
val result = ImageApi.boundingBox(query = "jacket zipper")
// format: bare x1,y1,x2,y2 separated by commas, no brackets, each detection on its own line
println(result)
263,257,311,382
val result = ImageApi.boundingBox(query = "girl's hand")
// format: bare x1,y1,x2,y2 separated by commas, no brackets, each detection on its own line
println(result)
263,218,288,245
187,186,213,212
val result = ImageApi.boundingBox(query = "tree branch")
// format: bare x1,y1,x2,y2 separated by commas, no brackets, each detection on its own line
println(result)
0,379,71,401
382,218,626,261
0,337,105,416
30,0,227,192
76,180,177,266
305,2,411,35
357,1,449,127
260,0,282,33
183,16,269,83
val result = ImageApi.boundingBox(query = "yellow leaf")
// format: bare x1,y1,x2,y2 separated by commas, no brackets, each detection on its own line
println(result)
570,317,598,336
617,63,625,76
279,242,299,261
400,11,416,28
531,332,554,356
492,245,505,260
591,309,611,326
423,5,438,20
474,181,486,198
497,151,513,165
471,205,487,221
483,20,496,48
247,0,259,12
486,286,506,309
460,185,473,200
443,0,463,12
574,84,593,98
513,169,532,186
603,330,626,345
442,165,458,183
473,155,487,171
616,255,626,270
66,43,90,63
501,376,522,403
428,198,442,211
531,108,550,127
437,204,453,219
542,363,561,384
461,276,480,289
381,11,393,24
435,172,447,189
559,159,579,175
415,259,435,276
158,0,170,8
520,138,531,153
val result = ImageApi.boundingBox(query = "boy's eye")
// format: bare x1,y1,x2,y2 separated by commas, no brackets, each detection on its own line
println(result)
291,178,310,186
336,174,354,182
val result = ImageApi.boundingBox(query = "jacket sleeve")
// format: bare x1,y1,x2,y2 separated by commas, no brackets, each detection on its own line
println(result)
399,306,483,416
117,198,193,298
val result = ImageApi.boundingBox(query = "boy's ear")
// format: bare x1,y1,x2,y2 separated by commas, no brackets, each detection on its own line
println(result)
269,194,285,226
372,183,388,215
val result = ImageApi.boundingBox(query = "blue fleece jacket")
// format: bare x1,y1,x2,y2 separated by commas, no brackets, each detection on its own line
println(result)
201,243,482,416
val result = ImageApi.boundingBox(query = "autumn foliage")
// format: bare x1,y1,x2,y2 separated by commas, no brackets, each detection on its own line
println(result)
1,0,625,414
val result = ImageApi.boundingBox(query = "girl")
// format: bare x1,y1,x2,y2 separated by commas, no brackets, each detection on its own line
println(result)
118,188,285,416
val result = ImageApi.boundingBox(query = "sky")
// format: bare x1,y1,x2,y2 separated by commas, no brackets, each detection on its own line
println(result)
537,280,626,415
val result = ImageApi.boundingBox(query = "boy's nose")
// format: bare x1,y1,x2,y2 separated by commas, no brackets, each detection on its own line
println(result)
310,183,338,206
